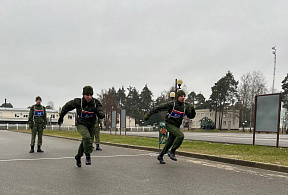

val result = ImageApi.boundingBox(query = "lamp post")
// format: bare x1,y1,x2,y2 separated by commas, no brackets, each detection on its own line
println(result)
175,79,183,93
281,116,284,134
285,112,288,134
272,46,276,93
242,120,247,132
170,79,183,100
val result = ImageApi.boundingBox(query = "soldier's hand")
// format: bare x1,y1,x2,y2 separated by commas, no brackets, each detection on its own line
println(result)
29,122,33,129
144,113,150,121
58,116,64,125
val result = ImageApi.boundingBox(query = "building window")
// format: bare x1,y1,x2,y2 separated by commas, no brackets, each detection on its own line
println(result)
223,113,226,118
201,113,205,117
205,113,208,117
197,113,200,118
228,113,232,118
223,121,226,126
50,114,55,119
23,114,28,118
15,113,20,117
210,112,212,117
68,115,73,119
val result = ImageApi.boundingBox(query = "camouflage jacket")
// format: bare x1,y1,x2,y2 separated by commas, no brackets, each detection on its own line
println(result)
28,104,47,125
147,101,196,128
60,97,105,127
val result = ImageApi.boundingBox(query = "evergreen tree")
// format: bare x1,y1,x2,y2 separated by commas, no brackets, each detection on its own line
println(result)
187,91,196,105
139,84,153,112
195,93,206,109
126,86,142,125
116,86,126,110
209,71,238,130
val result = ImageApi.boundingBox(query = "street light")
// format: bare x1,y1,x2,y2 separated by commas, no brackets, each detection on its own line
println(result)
177,79,183,89
175,79,183,93
272,46,276,93
170,92,175,100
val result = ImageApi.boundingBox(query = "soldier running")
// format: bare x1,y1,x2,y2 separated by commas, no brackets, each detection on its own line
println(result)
58,86,105,167
144,90,196,164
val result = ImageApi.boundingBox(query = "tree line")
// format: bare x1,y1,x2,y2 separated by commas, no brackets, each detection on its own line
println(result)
98,71,288,130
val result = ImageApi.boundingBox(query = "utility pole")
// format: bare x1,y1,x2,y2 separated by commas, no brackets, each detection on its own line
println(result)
272,46,276,93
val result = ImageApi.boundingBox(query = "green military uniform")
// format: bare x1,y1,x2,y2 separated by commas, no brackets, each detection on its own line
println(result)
28,96,47,153
58,86,104,167
144,90,196,164
91,118,102,150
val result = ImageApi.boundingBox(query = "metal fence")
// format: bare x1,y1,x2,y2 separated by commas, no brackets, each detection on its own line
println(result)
0,124,77,131
103,126,156,132
0,123,157,132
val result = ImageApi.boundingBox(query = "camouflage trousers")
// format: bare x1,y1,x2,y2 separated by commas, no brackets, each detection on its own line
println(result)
160,123,184,155
91,126,101,144
30,123,44,146
77,124,95,157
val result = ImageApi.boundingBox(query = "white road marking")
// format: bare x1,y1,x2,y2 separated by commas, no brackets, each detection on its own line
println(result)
0,153,155,162
184,158,288,179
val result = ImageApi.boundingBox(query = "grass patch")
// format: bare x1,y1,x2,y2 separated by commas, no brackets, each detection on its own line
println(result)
13,129,288,166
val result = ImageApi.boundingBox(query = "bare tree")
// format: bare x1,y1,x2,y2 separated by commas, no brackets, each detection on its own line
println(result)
238,71,268,131
46,101,55,110
98,88,117,126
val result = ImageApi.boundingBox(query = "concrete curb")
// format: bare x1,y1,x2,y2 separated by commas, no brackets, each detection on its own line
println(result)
11,130,288,173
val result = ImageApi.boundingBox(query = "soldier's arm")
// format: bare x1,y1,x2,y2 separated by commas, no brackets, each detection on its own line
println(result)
28,106,34,123
185,103,196,119
148,102,173,116
60,99,79,118
43,107,47,124
95,100,105,119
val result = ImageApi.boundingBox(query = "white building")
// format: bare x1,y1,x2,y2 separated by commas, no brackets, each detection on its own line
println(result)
0,107,75,126
189,109,240,130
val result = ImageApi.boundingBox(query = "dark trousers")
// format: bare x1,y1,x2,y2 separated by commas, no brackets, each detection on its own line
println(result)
161,123,184,155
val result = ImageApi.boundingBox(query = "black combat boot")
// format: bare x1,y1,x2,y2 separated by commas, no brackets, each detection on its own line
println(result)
75,154,82,167
96,144,102,151
29,145,34,153
168,150,177,161
85,154,91,165
37,145,44,153
157,154,166,164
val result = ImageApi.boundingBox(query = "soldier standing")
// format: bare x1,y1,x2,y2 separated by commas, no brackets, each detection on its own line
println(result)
58,86,105,167
92,118,103,151
28,96,47,153
144,90,196,164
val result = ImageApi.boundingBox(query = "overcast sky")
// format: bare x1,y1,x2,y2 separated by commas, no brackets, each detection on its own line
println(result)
1,0,288,109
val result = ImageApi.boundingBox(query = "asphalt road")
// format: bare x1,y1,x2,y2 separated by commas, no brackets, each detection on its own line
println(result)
105,131,288,147
1,130,288,195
